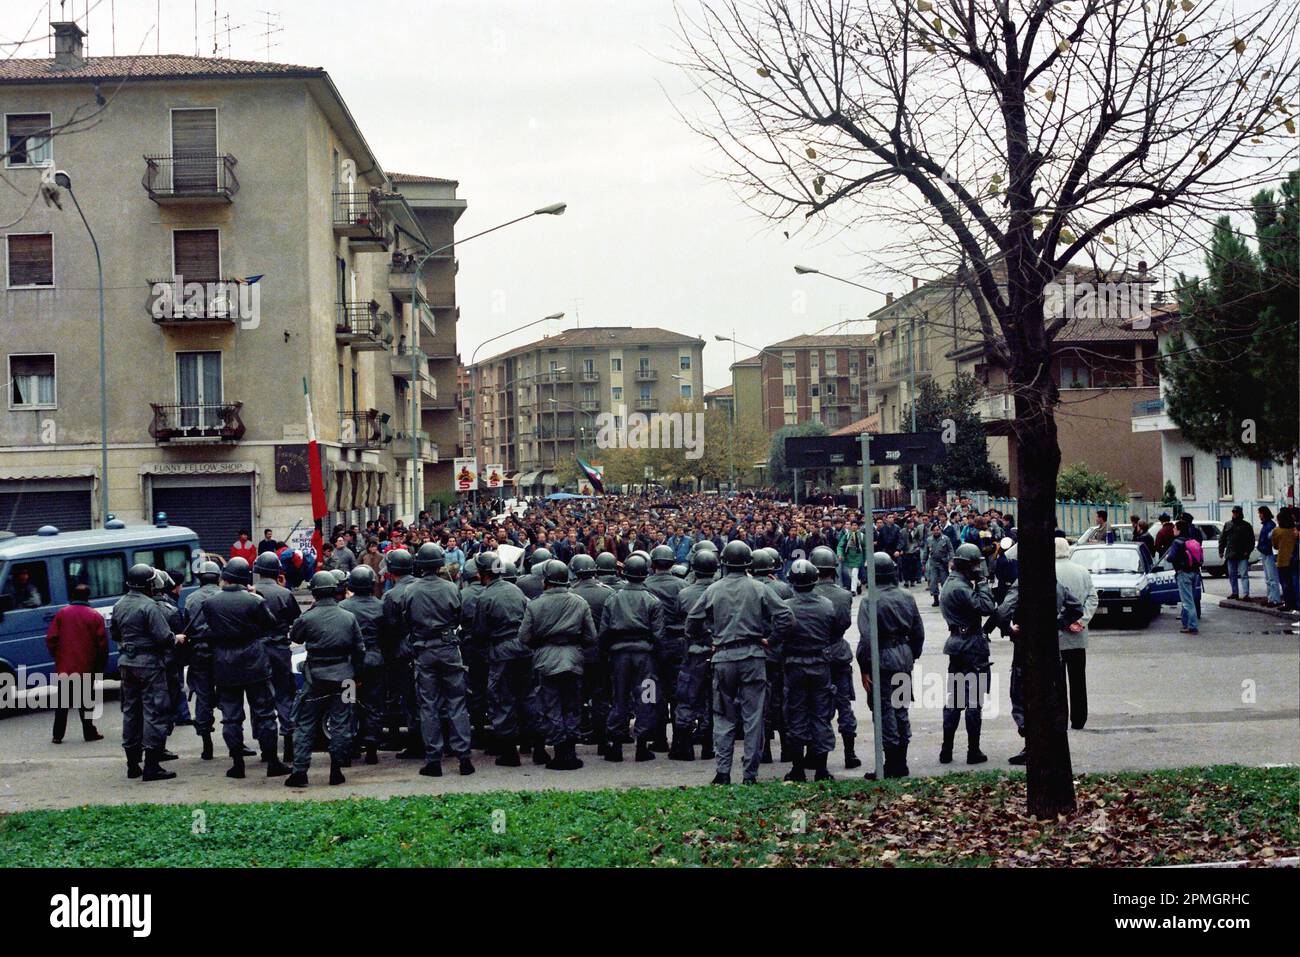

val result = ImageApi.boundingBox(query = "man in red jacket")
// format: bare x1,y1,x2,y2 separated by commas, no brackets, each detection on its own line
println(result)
45,583,108,744
230,530,257,564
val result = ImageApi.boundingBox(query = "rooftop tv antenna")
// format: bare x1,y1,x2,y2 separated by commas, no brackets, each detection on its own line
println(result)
256,9,283,61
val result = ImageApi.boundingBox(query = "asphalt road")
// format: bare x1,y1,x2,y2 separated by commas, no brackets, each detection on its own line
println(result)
1,569,1295,811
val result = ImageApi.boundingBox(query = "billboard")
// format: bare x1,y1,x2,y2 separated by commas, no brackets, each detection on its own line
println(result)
484,464,504,489
453,458,478,492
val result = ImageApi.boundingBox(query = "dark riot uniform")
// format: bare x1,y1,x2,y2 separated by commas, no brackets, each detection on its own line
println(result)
596,571,625,592
938,570,998,758
288,595,364,773
474,577,540,750
254,576,301,738
110,590,177,756
687,575,793,782
188,585,281,760
987,581,1084,737
155,592,187,735
813,579,857,740
181,582,221,739
571,577,615,746
855,579,926,755
516,569,545,600
599,582,664,746
644,570,687,747
458,577,490,739
759,574,793,756
339,590,387,751
673,579,714,750
399,573,471,760
381,572,417,747
781,589,837,759
519,587,598,750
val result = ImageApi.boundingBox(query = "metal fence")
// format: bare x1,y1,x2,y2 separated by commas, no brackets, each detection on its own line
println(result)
963,492,1290,534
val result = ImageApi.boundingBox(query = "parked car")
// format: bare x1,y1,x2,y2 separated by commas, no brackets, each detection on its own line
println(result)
1067,542,1198,626
1075,520,1260,576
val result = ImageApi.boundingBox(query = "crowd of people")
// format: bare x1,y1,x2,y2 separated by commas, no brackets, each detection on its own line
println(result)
47,488,1297,787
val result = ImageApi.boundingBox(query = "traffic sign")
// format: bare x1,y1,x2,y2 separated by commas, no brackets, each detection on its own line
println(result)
784,432,945,468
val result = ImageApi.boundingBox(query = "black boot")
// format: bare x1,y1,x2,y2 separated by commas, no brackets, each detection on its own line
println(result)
531,740,552,765
547,742,584,771
783,744,807,782
699,736,714,760
595,737,609,758
262,743,290,777
199,732,214,761
396,731,424,759
605,741,624,762
81,720,104,742
635,739,656,762
842,733,862,769
282,733,293,765
1007,749,1028,765
649,728,671,753
142,748,177,782
939,726,955,764
459,755,476,776
710,772,731,785
158,748,179,762
668,729,695,761
777,732,791,763
226,753,246,779
966,727,988,765
495,741,522,767
892,742,911,778
364,744,379,765
125,747,142,779
284,770,308,788
419,759,442,777
240,743,256,758
329,757,346,786
760,732,773,764
813,751,834,782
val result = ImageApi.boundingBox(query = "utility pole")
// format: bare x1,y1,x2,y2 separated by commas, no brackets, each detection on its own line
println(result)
858,425,884,779
908,315,921,509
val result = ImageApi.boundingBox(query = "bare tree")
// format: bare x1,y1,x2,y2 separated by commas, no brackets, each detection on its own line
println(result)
674,0,1298,816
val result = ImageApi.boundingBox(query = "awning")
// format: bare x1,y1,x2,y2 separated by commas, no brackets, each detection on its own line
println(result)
516,471,538,486
537,471,559,488
0,466,97,481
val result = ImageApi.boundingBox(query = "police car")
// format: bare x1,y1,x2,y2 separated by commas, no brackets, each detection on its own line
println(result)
1067,541,1197,627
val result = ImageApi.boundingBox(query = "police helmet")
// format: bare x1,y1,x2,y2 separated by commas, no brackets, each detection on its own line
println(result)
385,548,413,575
954,542,983,563
788,558,818,591
650,545,676,568
500,561,520,582
691,548,719,577
543,559,571,587
222,556,252,585
476,550,500,576
622,554,650,581
127,563,156,591
720,540,752,570
670,563,688,579
872,551,898,584
253,551,282,578
808,546,838,575
750,548,775,575
348,565,376,594
415,542,445,570
309,571,339,597
150,568,172,594
595,552,618,573
528,547,552,570
570,553,597,578
197,560,221,584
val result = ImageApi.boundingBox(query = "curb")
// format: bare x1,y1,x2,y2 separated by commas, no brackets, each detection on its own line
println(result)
1218,598,1300,621
1161,856,1299,869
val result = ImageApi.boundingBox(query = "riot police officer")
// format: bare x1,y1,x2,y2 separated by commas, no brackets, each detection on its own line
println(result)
856,552,926,778
519,559,598,770
381,548,419,757
182,560,225,760
645,544,687,756
399,543,474,777
781,559,837,782
152,569,185,760
516,547,552,600
253,550,301,764
939,542,998,764
458,551,491,749
111,564,183,781
810,546,859,769
569,553,615,756
752,547,792,764
473,550,538,766
686,540,793,785
595,551,624,591
185,557,289,778
285,571,365,788
340,564,388,765
672,547,717,761
599,553,664,762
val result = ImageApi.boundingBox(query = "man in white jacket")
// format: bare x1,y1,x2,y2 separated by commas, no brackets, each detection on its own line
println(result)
1053,535,1098,730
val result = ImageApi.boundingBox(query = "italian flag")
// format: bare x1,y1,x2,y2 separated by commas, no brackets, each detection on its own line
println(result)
303,378,328,554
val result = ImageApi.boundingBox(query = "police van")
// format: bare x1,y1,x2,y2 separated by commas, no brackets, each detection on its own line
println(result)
0,519,201,681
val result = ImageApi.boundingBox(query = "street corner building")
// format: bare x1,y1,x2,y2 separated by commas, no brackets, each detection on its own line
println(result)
0,23,466,549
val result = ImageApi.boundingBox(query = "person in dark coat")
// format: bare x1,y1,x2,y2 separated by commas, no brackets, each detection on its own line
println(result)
45,582,107,744
339,565,388,765
781,560,837,782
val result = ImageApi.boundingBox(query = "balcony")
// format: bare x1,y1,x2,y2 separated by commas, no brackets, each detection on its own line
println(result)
881,353,933,384
534,370,573,384
1131,396,1176,433
335,301,393,351
143,153,238,204
333,190,389,250
976,391,1015,422
635,397,659,412
634,368,658,382
578,370,601,383
147,278,246,326
540,426,577,440
388,251,428,303
339,409,389,449
149,402,245,443
392,430,437,462
579,399,601,412
391,349,428,381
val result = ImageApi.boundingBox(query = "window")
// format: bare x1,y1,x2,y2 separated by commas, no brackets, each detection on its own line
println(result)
1258,460,1275,499
638,358,650,372
640,387,652,401
680,384,692,399
177,351,223,427
64,553,126,601
611,358,622,372
172,229,220,282
4,560,50,607
783,384,797,398
170,108,219,191
810,384,820,397
679,354,691,371
825,352,837,373
133,547,193,584
1059,357,1092,389
582,358,595,375
1179,456,1196,499
5,113,52,167
8,353,55,409
612,386,623,401
1216,456,1233,500
7,233,53,287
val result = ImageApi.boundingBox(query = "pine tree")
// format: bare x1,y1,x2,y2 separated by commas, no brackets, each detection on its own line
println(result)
900,373,1008,495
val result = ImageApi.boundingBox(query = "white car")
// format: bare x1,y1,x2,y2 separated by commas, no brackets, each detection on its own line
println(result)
1075,520,1261,576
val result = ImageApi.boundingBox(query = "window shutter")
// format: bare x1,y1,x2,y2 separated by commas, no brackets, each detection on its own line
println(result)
8,234,53,286
173,230,220,282
6,114,51,165
171,109,218,191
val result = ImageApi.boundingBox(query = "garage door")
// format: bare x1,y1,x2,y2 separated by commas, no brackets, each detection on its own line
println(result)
152,484,252,554
0,487,93,536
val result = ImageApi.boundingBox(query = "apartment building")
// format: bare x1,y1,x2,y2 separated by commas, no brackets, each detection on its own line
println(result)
0,23,463,548
470,326,705,494
744,334,876,434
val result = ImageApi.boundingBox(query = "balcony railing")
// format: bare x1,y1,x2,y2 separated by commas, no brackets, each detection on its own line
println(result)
534,370,573,384
579,370,601,382
1132,397,1166,416
339,409,388,449
883,353,932,382
147,278,246,324
634,397,659,411
149,402,245,443
579,399,601,411
634,368,658,382
333,190,388,248
143,153,239,203
335,300,392,351
540,426,577,440
976,391,1015,422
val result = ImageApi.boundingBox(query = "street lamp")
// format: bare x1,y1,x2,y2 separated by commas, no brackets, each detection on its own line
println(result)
793,264,886,296
54,171,108,527
405,204,565,520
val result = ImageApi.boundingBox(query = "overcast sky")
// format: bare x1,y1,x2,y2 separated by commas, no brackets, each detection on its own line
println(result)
3,0,895,388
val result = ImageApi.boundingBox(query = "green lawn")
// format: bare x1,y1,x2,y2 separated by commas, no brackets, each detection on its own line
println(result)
2,765,1295,867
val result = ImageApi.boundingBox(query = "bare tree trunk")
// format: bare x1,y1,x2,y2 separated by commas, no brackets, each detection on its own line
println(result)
1011,359,1076,818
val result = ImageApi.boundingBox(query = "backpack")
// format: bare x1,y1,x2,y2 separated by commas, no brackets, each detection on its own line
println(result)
1184,539,1203,567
